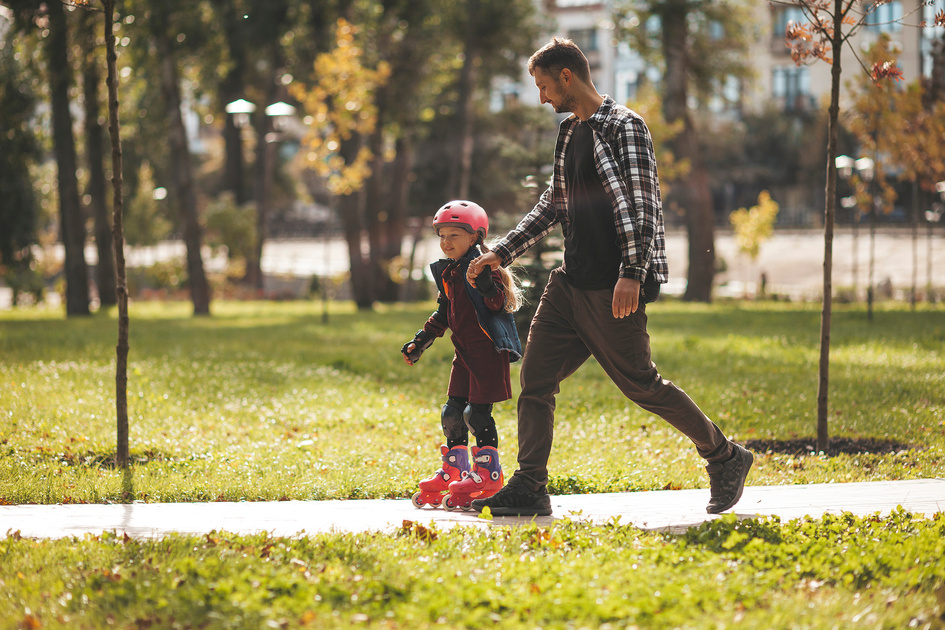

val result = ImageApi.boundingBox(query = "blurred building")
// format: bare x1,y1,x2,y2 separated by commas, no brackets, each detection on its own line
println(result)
510,0,944,115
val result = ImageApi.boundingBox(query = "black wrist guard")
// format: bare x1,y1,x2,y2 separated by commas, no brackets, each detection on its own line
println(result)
401,329,435,364
474,268,498,297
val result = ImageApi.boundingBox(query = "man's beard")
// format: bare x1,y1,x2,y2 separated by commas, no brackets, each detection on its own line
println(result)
554,93,577,114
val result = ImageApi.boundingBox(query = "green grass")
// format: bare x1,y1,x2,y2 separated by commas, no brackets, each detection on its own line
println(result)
2,300,944,628
1,510,943,629
1,300,943,504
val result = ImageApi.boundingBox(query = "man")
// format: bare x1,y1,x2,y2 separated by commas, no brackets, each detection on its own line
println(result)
467,37,752,516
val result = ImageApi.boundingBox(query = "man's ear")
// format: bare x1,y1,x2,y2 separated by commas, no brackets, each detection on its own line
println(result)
560,67,572,85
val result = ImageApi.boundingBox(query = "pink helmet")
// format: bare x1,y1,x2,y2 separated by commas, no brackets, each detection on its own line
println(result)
433,200,488,240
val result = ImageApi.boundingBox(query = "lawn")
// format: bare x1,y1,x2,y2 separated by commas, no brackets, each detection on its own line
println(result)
1,299,944,629
1,300,942,504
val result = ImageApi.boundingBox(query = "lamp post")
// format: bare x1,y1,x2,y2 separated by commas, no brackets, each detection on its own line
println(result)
928,181,945,304
854,157,876,321
224,99,256,205
835,155,859,301
252,101,297,290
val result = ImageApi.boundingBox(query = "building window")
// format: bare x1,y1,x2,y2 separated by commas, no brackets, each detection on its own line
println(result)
774,6,807,37
867,0,902,33
772,66,811,111
568,28,598,52
921,0,945,77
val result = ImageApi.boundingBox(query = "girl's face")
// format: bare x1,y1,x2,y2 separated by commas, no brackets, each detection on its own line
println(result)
438,226,478,260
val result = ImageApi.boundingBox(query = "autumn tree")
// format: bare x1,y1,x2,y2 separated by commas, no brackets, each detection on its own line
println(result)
776,0,945,451
871,32,945,306
729,190,779,297
293,17,390,309
846,34,899,321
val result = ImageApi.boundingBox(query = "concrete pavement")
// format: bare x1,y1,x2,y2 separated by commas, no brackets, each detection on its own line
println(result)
1,479,942,540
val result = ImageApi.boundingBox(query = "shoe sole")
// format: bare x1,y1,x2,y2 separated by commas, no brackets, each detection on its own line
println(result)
707,449,754,514
471,497,553,516
484,506,552,517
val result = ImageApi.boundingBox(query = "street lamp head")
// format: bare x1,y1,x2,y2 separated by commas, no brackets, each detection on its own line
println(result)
936,180,945,197
265,102,297,131
225,99,257,128
854,157,875,182
835,155,854,179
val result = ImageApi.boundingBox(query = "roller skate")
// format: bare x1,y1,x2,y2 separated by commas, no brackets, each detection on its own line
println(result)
411,445,470,509
442,446,503,511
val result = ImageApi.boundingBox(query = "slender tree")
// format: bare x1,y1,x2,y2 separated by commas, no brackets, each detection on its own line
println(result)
101,0,130,468
776,0,944,451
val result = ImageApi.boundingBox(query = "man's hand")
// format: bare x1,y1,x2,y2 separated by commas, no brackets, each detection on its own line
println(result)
467,252,501,284
613,277,641,318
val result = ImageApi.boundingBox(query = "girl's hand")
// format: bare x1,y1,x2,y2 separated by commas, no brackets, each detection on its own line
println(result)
467,252,500,284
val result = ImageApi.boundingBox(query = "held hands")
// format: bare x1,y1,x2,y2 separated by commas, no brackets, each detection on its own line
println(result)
466,252,501,285
612,278,641,319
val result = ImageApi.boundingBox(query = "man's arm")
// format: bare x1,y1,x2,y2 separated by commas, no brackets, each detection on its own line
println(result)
488,185,559,268
468,184,560,280
613,115,661,283
588,105,662,285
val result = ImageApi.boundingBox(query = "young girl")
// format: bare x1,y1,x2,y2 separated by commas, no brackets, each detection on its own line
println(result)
402,200,522,511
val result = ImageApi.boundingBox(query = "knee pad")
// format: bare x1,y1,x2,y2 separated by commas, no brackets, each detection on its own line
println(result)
462,402,494,437
440,398,467,442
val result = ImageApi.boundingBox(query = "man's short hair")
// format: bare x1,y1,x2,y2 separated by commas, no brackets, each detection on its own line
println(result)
527,37,591,84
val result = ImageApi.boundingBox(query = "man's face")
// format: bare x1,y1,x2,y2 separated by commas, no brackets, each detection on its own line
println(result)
533,67,575,114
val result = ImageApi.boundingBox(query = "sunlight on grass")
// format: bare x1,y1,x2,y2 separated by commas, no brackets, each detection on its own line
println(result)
1,300,943,504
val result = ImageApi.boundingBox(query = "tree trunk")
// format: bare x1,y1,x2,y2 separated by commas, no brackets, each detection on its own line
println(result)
335,129,374,309
449,0,480,199
660,1,715,302
250,111,274,290
215,0,248,205
103,0,129,469
365,124,392,301
339,190,373,310
46,0,90,316
911,181,918,310
152,7,211,315
249,36,287,291
386,133,413,261
816,0,846,454
81,11,117,307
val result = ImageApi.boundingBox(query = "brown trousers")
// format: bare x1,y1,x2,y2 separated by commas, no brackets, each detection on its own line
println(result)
512,268,733,492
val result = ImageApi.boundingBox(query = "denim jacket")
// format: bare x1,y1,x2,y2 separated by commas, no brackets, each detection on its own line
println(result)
429,248,522,362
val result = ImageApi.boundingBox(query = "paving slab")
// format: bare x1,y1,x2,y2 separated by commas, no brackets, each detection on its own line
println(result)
1,479,942,540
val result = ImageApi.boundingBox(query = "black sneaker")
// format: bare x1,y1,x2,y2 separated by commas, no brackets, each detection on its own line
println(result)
471,480,552,516
705,443,753,514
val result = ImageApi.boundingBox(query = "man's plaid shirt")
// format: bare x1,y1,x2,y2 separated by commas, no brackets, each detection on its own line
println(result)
491,95,669,285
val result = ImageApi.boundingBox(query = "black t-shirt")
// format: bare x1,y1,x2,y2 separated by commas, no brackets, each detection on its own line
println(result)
562,120,621,290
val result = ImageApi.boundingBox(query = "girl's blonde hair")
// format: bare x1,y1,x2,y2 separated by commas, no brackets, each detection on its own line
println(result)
479,239,522,313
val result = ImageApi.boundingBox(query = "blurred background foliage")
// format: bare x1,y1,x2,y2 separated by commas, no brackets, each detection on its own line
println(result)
0,0,942,312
